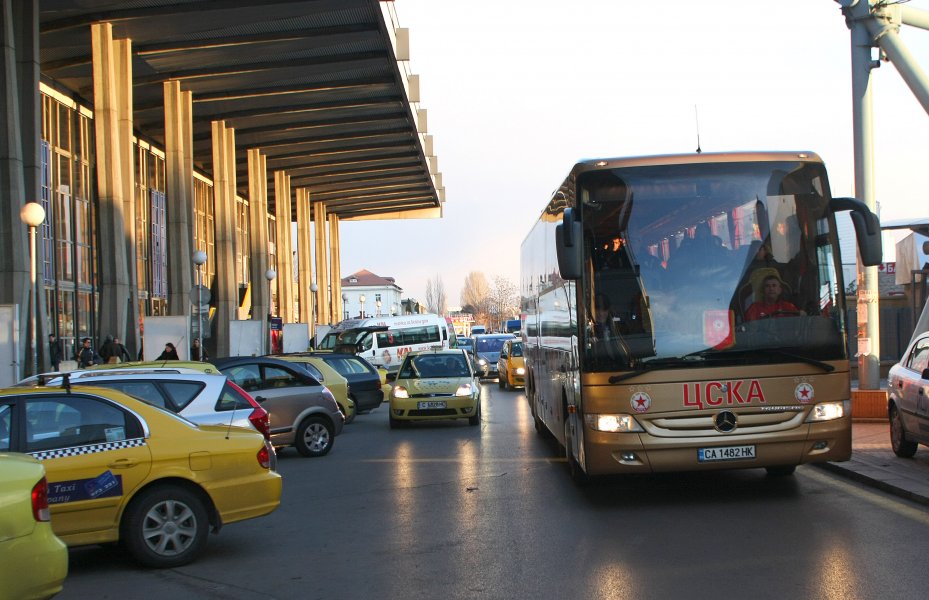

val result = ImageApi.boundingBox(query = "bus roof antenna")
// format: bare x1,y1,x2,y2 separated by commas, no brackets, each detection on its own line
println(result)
694,105,702,154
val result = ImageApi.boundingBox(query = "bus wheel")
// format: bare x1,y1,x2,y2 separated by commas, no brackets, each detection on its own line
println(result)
764,465,796,477
890,404,918,458
563,417,589,485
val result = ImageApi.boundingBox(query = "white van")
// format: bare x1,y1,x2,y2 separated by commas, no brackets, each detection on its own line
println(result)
318,314,457,371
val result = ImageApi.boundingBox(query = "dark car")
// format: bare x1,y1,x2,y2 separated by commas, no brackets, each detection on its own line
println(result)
288,352,384,413
212,356,343,457
471,334,515,379
888,331,929,457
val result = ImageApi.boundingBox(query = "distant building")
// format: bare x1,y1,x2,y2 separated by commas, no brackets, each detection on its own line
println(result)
341,269,403,319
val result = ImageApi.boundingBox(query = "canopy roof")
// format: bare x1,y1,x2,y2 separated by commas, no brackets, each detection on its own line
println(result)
39,0,441,220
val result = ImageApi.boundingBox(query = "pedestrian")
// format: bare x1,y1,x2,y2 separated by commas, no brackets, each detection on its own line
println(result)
156,342,180,361
190,338,208,362
76,337,102,368
48,334,63,371
99,335,118,363
112,337,132,363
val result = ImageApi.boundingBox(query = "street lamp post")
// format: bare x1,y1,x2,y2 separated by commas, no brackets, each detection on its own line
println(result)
192,250,207,361
341,293,348,321
265,269,276,354
391,303,396,316
375,299,381,316
20,202,46,377
310,282,318,324
359,294,366,318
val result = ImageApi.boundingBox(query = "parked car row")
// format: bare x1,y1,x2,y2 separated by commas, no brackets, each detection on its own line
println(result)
0,349,389,593
0,382,281,577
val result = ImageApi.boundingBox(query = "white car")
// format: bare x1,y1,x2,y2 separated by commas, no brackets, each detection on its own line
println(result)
24,370,271,440
888,331,929,457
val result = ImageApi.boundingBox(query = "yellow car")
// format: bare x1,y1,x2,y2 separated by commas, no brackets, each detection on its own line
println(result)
0,453,68,600
0,384,281,568
387,349,480,428
496,339,526,390
277,355,356,424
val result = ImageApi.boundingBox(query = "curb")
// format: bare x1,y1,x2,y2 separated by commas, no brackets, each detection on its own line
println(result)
813,461,929,508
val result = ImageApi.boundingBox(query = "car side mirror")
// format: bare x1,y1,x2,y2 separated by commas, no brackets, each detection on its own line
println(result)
254,395,266,403
922,368,929,381
386,372,397,383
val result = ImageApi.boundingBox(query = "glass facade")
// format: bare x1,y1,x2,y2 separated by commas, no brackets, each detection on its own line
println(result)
40,93,97,361
37,86,283,352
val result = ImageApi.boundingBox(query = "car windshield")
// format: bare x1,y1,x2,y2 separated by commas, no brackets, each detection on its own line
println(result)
400,355,469,379
475,337,508,353
510,342,523,357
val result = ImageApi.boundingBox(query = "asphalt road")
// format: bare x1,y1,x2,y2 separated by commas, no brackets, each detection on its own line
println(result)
58,384,929,599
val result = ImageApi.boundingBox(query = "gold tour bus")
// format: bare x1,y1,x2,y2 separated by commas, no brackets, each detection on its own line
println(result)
520,152,882,483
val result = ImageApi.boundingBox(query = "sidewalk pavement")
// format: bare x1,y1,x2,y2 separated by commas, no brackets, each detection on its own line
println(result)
816,419,929,506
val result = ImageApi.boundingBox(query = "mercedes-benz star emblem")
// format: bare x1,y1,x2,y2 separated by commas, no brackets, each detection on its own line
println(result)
714,410,738,433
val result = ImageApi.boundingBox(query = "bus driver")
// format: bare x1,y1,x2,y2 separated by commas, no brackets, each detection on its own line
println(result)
744,274,802,321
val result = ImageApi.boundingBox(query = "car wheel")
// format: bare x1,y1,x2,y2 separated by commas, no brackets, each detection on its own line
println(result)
121,484,210,568
389,413,403,429
468,401,481,426
890,404,918,458
295,416,334,457
498,372,507,390
764,465,796,476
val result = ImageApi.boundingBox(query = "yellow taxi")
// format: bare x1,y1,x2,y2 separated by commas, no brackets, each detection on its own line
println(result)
277,355,356,423
376,367,392,404
496,338,525,390
0,383,281,568
0,453,68,600
387,350,480,428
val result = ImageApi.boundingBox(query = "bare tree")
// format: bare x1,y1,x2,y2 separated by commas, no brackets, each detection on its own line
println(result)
488,276,519,331
461,271,491,324
425,274,447,315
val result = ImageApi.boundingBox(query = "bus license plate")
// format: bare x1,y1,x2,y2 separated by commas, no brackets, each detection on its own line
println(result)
417,401,447,410
698,445,756,462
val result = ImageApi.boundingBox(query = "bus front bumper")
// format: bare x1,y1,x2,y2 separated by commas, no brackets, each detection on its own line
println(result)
581,417,852,475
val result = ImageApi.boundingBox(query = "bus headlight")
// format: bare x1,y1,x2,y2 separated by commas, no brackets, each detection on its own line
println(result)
516,367,525,375
584,413,644,433
805,401,848,422
393,386,409,399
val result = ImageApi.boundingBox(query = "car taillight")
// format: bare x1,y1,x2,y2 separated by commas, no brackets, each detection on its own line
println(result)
257,444,272,469
32,476,50,522
249,406,271,440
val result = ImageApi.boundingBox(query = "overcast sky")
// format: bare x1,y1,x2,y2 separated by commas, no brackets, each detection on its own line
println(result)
335,0,929,307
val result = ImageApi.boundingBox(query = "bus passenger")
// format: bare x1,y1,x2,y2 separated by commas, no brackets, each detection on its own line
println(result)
744,274,802,321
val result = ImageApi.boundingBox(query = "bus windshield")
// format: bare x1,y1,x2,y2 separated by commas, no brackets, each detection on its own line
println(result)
579,160,845,373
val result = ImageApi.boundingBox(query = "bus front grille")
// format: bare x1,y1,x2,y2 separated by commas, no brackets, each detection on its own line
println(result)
643,410,805,437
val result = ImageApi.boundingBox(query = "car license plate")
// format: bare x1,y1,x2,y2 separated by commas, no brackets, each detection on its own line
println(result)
417,401,447,410
698,445,756,462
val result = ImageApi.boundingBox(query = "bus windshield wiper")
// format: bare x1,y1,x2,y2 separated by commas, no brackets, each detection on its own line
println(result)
608,352,708,384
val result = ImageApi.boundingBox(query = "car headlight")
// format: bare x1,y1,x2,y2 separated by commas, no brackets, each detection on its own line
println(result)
516,367,525,375
455,384,473,397
478,359,487,366
393,386,409,399
806,401,848,422
584,413,644,433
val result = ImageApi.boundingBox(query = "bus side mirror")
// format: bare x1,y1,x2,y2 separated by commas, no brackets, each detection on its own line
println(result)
831,197,883,267
556,207,583,280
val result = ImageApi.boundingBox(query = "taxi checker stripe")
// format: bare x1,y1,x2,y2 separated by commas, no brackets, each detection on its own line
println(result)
29,438,146,461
